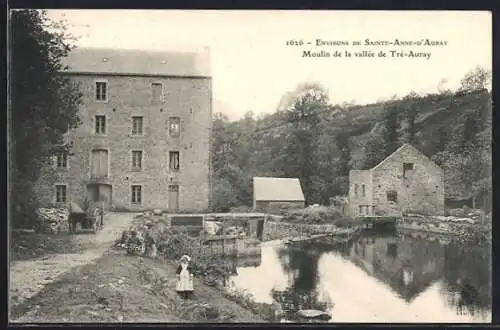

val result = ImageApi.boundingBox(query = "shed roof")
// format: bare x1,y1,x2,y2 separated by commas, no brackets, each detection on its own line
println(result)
253,177,305,202
70,201,85,214
61,47,211,77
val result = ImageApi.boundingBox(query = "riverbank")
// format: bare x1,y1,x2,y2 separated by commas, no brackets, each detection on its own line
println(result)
399,214,491,244
263,220,361,242
10,249,271,323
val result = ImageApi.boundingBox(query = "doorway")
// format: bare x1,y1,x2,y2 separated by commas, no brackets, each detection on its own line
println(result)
168,185,179,212
87,183,113,211
256,219,264,240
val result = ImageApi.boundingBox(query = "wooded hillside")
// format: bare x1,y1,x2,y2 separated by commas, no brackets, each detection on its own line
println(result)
211,67,492,212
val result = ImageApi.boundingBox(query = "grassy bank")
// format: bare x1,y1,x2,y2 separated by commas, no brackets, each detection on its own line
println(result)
10,249,270,323
10,231,84,262
120,215,282,321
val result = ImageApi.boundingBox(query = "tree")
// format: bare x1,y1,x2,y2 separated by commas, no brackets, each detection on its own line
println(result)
433,126,451,156
362,134,386,169
381,103,401,155
10,10,82,228
281,83,329,203
362,101,402,168
212,112,234,170
329,131,351,196
401,91,419,145
335,132,351,177
458,66,491,93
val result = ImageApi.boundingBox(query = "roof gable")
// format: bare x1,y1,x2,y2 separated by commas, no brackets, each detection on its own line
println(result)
253,177,305,202
372,143,441,171
62,47,211,77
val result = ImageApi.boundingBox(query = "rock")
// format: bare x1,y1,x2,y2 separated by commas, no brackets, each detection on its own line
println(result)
36,207,70,234
297,309,332,320
197,305,219,320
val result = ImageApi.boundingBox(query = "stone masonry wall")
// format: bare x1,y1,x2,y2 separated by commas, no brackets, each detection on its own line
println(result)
255,201,305,214
34,74,212,212
372,145,444,216
348,170,373,217
263,221,339,242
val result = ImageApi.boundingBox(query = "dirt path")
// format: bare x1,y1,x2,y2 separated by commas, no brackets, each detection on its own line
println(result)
10,212,135,309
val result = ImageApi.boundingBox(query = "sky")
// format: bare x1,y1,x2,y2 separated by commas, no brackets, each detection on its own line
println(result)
46,10,492,121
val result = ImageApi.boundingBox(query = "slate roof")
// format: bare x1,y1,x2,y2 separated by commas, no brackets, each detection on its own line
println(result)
253,177,305,202
61,47,211,77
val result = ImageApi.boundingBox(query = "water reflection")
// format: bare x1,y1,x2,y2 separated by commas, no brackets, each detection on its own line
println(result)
229,232,491,323
272,247,334,321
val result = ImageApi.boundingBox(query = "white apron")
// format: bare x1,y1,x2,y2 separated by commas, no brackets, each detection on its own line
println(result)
176,263,194,292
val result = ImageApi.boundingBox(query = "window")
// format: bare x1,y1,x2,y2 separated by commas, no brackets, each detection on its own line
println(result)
354,184,359,196
169,117,180,137
131,185,142,204
95,115,106,134
387,243,398,258
403,162,414,171
132,116,143,135
132,151,142,171
56,185,67,203
95,81,107,101
387,190,398,203
403,162,414,179
220,141,232,153
359,205,364,214
56,152,68,169
169,151,180,170
152,83,162,103
362,184,366,197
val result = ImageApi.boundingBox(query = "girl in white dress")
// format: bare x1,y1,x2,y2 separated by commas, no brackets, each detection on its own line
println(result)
176,255,194,299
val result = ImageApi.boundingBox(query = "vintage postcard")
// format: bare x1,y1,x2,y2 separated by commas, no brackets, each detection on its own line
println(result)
8,9,492,324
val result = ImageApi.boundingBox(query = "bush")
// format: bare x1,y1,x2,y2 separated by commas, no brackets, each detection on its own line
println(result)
120,223,238,287
228,205,253,213
223,286,281,321
282,206,354,225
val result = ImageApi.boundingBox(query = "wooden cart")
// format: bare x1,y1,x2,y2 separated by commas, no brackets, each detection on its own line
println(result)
69,201,103,234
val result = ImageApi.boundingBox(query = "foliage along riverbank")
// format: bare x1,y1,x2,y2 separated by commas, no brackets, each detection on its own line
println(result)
113,214,284,322
263,204,491,245
10,251,271,323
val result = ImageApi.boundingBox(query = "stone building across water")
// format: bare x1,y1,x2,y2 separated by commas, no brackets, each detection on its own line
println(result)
348,144,445,217
33,47,212,212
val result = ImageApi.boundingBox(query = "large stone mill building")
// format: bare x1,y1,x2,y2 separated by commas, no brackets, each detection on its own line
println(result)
349,144,445,217
33,47,212,212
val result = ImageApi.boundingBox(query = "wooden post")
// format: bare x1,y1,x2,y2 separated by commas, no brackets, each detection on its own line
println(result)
222,220,225,257
68,194,72,233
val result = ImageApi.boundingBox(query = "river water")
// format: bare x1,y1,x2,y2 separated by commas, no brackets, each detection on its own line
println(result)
228,231,491,323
